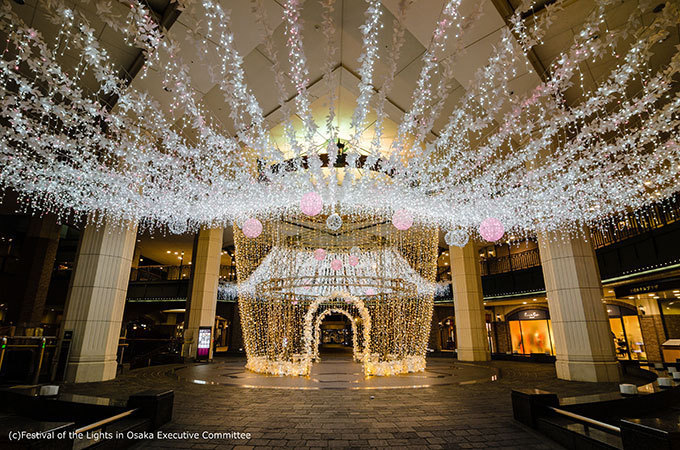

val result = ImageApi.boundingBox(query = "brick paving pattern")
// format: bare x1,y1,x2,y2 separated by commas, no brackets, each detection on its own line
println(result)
60,358,643,449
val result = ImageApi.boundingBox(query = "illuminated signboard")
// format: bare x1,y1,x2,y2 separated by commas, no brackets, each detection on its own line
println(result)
197,326,212,360
507,309,550,321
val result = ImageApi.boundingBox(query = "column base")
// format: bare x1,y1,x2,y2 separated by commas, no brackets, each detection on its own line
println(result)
457,348,491,362
555,359,621,382
65,358,117,383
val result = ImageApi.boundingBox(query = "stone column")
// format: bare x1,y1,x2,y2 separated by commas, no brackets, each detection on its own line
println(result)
538,232,620,382
131,244,142,269
183,227,222,360
450,243,490,361
634,297,666,363
61,220,137,383
10,215,60,334
130,243,142,281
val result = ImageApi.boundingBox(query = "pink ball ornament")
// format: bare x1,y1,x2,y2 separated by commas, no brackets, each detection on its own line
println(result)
314,248,327,261
349,255,359,267
300,191,323,216
330,259,343,271
364,287,377,296
242,218,263,238
392,209,413,231
479,218,505,242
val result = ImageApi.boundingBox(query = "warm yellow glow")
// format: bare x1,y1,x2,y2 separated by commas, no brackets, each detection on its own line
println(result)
234,212,438,376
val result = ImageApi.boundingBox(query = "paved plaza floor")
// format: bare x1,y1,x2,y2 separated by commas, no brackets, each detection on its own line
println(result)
174,355,499,389
59,356,645,449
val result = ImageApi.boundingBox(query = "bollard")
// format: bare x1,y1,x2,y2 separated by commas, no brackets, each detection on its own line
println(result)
127,390,174,429
511,389,559,427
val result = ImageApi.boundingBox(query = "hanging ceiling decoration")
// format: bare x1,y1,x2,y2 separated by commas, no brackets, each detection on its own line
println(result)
0,0,679,243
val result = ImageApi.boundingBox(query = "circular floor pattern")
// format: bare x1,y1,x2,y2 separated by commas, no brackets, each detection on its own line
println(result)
173,356,499,389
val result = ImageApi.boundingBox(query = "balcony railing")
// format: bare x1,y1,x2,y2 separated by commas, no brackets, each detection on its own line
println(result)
130,264,237,282
590,199,680,249
480,248,541,276
131,265,191,281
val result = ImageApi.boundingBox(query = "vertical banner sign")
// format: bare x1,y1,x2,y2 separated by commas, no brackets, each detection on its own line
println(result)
197,326,212,360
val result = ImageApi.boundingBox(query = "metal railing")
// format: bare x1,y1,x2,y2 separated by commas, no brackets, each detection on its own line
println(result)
590,199,680,249
130,264,237,282
548,406,621,434
130,264,191,281
75,408,139,434
480,248,541,276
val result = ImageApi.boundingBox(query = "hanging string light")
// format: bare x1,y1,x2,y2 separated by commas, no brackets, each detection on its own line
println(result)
234,213,437,376
0,0,678,245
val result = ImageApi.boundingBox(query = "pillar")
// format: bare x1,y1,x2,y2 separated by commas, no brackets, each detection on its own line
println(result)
538,231,620,382
61,220,137,383
7,215,60,334
130,242,142,280
450,243,490,361
182,227,222,360
131,244,142,269
633,297,665,363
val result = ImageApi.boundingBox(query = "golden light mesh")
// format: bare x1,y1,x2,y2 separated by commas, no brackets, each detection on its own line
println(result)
234,212,438,376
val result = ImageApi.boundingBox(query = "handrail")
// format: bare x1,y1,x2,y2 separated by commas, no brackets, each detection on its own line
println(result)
130,264,237,282
75,408,139,434
548,406,621,434
590,196,680,249
480,248,541,276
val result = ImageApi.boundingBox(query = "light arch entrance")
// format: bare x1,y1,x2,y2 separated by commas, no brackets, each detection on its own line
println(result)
303,292,372,373
311,308,364,362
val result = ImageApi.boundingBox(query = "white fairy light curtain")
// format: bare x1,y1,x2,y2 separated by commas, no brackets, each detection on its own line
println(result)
234,213,437,376
0,0,679,243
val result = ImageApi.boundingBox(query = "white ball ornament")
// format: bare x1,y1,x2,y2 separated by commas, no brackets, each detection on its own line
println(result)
326,213,342,231
168,221,188,235
445,228,469,247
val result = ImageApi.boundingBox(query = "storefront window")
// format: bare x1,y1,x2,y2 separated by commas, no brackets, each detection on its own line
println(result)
509,320,524,354
521,320,552,354
609,316,628,359
606,304,646,361
507,309,554,355
660,299,680,339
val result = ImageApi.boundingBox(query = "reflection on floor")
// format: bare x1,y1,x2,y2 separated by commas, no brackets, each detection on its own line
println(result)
174,355,499,389
59,359,650,449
